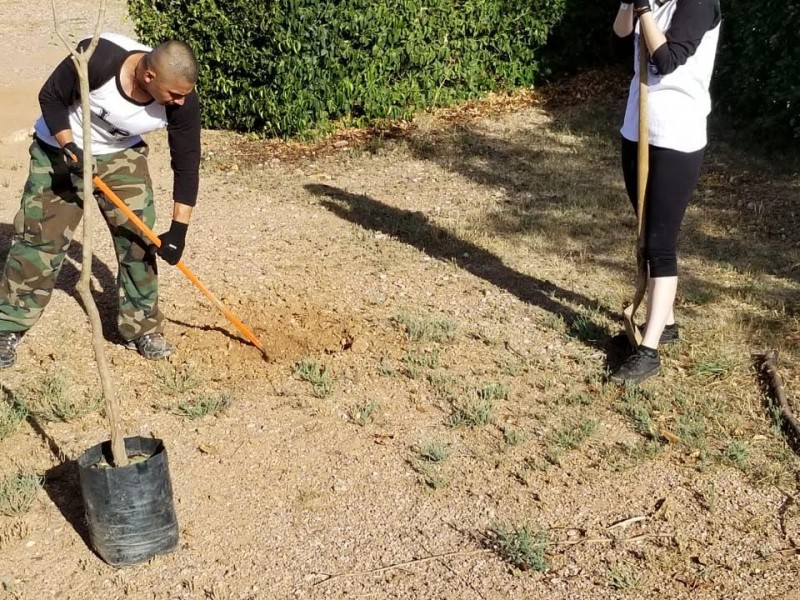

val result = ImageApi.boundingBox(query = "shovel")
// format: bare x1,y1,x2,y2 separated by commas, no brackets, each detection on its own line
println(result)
623,32,650,348
92,176,269,360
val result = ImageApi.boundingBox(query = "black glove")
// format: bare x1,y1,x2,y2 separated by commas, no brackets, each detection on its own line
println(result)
63,142,84,174
633,0,651,14
157,220,188,265
63,142,97,190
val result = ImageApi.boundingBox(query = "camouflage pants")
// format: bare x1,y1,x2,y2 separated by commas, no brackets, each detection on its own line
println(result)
0,138,163,342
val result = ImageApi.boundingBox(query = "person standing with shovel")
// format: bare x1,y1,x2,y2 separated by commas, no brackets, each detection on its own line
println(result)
0,33,201,368
610,0,722,384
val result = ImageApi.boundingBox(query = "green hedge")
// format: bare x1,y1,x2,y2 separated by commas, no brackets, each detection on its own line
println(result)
713,0,800,144
128,0,566,136
542,2,626,77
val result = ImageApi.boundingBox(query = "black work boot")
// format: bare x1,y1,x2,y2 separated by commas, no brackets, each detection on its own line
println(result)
610,345,660,385
0,332,22,369
125,332,174,360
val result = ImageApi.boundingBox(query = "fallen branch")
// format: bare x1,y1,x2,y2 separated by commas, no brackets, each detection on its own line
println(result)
312,549,492,585
555,532,672,547
757,350,800,445
607,515,647,530
312,530,673,585
416,535,487,600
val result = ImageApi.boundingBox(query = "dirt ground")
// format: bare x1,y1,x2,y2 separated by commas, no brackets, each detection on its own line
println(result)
1,2,800,599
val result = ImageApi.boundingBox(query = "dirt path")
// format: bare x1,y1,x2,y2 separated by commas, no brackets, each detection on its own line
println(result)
0,2,799,599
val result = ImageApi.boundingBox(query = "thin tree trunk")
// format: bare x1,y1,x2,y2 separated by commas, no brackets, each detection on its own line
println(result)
52,0,127,467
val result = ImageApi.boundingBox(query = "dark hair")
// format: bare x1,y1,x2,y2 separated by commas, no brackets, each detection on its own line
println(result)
146,40,198,84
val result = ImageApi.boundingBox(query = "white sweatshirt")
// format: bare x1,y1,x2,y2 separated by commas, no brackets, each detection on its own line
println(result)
620,0,721,153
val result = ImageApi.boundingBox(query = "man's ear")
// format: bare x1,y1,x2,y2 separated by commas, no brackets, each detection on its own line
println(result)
142,68,157,84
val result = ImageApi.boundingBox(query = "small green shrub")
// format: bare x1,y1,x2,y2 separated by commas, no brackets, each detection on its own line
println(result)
394,314,457,343
22,372,99,423
347,401,379,426
503,427,526,446
409,440,451,489
448,397,495,427
416,440,451,463
156,362,200,395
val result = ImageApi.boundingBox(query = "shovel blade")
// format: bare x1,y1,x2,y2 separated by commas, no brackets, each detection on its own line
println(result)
622,303,643,348
623,249,647,348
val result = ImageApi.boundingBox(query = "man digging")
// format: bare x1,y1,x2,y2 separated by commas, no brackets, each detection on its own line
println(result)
0,33,201,368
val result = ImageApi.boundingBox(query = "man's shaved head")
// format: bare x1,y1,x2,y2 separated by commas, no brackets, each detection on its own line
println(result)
146,40,198,84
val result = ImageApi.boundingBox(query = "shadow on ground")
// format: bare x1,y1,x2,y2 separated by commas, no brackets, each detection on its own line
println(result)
407,95,800,284
399,74,799,356
0,383,94,554
0,223,119,342
29,416,94,552
307,183,621,355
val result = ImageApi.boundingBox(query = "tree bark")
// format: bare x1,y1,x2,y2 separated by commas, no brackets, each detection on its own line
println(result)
52,0,127,467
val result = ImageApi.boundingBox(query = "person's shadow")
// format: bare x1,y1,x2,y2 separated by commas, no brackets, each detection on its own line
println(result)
0,223,119,342
306,183,620,353
31,418,93,551
0,383,93,552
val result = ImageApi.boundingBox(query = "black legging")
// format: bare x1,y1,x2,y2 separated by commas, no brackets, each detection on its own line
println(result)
621,137,704,278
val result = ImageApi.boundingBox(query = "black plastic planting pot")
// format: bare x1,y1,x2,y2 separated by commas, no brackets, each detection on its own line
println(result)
76,436,178,567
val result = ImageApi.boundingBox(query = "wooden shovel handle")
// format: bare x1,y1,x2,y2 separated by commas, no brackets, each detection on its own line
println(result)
636,32,649,244
623,31,651,348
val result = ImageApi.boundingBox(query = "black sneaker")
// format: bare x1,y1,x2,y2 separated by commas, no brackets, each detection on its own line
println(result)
659,323,679,345
612,323,679,348
0,332,22,369
125,332,173,360
610,346,660,385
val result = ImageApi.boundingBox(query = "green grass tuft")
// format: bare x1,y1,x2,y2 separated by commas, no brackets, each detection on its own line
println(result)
0,473,43,517
23,372,100,423
156,362,200,395
394,314,457,343
173,391,231,420
0,393,27,441
491,523,548,572
294,358,334,398
347,400,379,426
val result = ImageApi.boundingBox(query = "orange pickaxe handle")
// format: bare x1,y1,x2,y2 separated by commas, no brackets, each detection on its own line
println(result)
92,176,268,359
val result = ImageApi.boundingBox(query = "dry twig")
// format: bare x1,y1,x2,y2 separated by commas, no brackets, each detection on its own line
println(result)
757,350,800,445
312,549,492,585
607,516,647,530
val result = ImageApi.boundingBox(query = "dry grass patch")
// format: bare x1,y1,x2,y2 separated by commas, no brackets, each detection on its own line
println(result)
0,390,27,441
156,362,200,395
20,371,100,423
0,473,42,517
489,523,549,572
294,357,334,398
173,391,232,420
